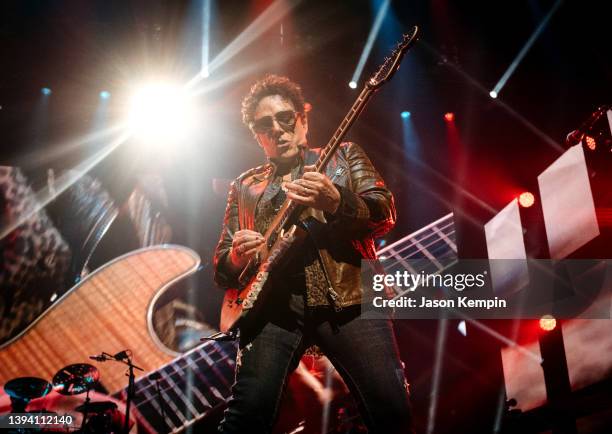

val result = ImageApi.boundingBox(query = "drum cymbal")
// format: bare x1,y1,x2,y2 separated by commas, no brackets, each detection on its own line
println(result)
74,401,117,414
52,364,99,395
4,377,52,401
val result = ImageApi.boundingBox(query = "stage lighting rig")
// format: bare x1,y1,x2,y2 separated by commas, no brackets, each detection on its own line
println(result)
565,105,611,152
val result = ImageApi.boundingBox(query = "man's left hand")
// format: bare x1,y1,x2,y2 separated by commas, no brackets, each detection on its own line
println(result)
284,165,340,214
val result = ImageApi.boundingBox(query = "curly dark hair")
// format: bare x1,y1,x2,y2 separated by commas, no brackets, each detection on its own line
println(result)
241,74,306,128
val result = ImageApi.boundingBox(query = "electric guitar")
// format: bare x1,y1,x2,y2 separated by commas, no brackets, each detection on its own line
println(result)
220,27,420,334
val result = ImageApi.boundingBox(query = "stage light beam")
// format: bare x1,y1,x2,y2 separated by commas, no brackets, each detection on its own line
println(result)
186,0,301,90
349,0,390,89
419,41,564,153
127,82,197,146
349,81,357,89
490,0,563,98
201,0,211,78
444,112,454,122
100,91,111,99
41,87,52,96
401,111,410,119
0,132,130,242
427,319,448,434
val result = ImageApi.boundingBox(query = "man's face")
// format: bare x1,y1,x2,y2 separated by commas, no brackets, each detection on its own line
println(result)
252,94,307,162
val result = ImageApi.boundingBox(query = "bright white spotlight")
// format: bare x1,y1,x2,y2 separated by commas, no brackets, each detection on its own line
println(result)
348,81,357,89
127,82,197,146
489,90,498,99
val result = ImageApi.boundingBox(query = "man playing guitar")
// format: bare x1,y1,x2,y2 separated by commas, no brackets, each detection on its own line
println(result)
214,75,413,434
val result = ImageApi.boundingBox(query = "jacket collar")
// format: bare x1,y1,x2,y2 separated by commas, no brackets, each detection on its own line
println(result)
265,146,310,179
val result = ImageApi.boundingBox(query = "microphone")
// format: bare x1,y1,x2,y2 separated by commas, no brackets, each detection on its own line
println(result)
89,350,131,362
89,353,112,362
566,105,610,146
113,350,130,361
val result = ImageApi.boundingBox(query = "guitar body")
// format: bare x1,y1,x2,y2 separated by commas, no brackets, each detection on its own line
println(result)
0,245,200,394
220,225,306,333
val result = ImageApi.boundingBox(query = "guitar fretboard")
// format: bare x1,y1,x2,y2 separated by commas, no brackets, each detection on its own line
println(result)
114,340,237,434
376,213,457,297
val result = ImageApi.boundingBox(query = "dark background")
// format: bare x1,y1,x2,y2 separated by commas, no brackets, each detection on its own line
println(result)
1,0,610,432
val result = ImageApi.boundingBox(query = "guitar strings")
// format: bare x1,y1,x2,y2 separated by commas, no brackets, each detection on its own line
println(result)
379,234,457,285
380,225,456,270
130,353,234,410
131,350,233,397
381,221,454,260
381,230,457,272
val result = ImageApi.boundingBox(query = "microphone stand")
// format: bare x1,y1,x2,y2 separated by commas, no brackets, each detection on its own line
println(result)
122,356,143,434
90,351,143,434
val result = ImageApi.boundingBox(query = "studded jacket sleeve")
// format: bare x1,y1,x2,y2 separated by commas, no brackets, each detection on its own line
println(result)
213,180,241,289
326,142,396,239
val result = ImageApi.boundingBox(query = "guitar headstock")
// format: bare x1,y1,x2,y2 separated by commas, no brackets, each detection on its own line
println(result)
367,26,419,90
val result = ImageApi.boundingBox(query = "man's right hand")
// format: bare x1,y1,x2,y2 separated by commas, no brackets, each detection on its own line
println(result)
229,229,265,270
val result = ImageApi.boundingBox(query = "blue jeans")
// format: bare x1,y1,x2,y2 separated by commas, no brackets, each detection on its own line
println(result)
218,293,413,434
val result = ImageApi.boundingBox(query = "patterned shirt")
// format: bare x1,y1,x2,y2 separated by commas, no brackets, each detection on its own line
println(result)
254,163,330,307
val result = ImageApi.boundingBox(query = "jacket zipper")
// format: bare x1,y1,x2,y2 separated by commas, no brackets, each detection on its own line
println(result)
315,251,343,312
321,164,347,311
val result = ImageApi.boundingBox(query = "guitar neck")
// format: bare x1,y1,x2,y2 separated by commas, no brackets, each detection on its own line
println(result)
264,86,375,239
376,213,458,297
315,86,374,172
115,340,237,434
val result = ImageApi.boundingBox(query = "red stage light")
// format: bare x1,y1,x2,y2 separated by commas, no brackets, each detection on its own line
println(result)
539,315,556,331
519,192,535,208
444,112,454,122
585,135,596,150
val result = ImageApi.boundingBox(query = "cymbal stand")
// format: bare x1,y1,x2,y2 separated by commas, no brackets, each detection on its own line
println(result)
81,386,92,431
90,350,143,434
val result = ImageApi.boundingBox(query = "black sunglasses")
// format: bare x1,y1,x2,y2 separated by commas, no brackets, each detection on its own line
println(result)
251,110,298,134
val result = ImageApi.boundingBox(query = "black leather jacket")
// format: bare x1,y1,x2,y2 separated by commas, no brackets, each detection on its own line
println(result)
213,142,396,308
